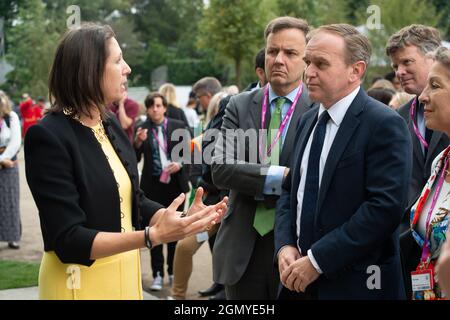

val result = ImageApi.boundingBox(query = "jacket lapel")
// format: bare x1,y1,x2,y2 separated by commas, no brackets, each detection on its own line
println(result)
316,89,364,215
248,89,265,131
247,89,265,164
408,97,426,166
280,87,312,165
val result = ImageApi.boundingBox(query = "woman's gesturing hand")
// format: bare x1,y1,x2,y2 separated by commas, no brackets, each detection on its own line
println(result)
149,188,228,246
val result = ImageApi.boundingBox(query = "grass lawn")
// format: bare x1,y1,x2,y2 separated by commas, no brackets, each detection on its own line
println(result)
0,260,40,290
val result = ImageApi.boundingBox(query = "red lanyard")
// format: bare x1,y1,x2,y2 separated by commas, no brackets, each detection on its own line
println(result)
410,98,429,150
259,84,303,160
151,118,168,154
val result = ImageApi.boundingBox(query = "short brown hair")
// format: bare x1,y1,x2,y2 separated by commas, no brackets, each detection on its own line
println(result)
264,16,310,40
144,92,167,109
307,24,372,75
385,24,441,57
48,23,116,119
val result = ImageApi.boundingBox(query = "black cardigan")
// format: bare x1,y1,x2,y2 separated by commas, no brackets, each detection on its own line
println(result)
24,112,164,266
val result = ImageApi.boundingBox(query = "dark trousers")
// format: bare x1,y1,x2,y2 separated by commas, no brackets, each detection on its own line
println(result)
225,231,279,300
151,241,177,278
143,176,185,278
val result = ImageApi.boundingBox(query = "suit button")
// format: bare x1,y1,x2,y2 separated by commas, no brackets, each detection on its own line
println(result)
272,188,276,192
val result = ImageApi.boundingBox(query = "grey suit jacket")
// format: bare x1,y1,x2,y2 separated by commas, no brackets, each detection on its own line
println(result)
398,97,450,231
211,85,313,285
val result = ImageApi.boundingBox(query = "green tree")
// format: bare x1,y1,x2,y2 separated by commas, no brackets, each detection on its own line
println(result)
356,0,441,84
5,0,58,99
199,0,268,88
276,0,349,27
431,0,450,39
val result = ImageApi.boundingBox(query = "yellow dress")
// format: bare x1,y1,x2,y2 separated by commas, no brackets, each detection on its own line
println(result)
38,123,143,300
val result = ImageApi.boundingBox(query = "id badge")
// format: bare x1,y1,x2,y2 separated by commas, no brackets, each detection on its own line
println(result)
411,269,434,292
196,231,209,243
159,169,171,184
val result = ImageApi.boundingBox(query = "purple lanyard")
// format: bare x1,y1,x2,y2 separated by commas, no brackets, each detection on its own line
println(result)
421,155,449,263
151,118,168,155
259,84,303,160
410,98,429,150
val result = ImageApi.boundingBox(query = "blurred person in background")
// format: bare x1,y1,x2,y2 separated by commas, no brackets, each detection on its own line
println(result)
0,90,22,250
159,83,189,128
182,91,200,131
389,91,415,110
385,70,403,91
107,86,140,144
20,93,42,137
135,92,191,291
367,87,396,105
245,48,267,92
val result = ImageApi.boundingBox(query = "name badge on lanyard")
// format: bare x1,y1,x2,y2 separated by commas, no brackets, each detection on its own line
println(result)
411,269,434,292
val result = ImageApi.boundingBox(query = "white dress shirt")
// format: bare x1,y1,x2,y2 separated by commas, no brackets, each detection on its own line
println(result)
296,86,360,273
157,125,170,169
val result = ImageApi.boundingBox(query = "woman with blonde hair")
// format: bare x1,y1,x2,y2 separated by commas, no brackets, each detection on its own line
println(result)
205,92,228,127
0,90,22,249
158,83,189,127
389,91,416,110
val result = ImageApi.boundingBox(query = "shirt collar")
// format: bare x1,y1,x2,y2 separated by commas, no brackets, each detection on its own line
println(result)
268,83,302,105
318,86,360,127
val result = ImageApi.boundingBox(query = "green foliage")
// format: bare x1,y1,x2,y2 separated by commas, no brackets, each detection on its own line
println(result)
0,260,40,290
356,0,442,84
5,0,58,99
199,0,268,88
276,0,349,27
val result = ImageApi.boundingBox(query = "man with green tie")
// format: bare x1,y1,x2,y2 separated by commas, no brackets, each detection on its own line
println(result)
211,17,313,299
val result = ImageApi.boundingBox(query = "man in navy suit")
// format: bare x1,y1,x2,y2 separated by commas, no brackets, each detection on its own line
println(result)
275,24,412,299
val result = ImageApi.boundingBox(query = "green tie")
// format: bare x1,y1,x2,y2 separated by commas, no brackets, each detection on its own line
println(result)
253,97,286,236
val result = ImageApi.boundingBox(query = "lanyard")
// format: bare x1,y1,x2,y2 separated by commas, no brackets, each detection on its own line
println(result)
414,148,450,264
259,83,303,160
151,118,168,155
410,98,429,150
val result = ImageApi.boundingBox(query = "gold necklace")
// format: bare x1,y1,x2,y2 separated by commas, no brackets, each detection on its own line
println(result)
89,120,108,143
63,107,108,142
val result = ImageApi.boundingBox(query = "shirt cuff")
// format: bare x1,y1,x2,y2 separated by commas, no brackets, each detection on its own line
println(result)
262,165,286,195
307,249,323,274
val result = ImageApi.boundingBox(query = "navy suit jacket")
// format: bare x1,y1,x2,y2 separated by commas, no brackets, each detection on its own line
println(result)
275,88,412,299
